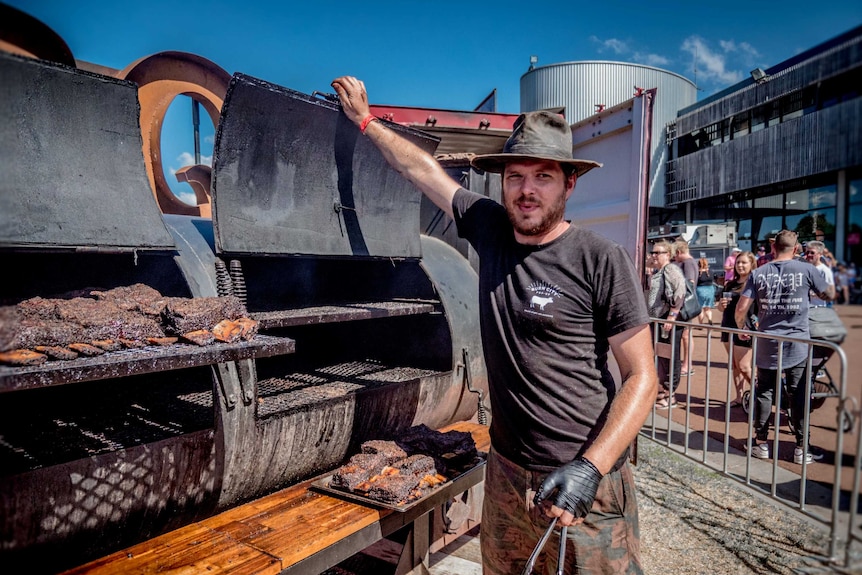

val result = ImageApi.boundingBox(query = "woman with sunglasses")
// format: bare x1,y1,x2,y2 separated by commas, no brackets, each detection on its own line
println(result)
646,240,686,408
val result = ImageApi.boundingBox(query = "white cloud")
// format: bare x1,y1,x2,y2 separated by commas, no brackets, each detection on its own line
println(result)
590,36,629,55
176,151,212,167
634,52,671,67
174,190,198,205
204,134,215,144
717,40,761,61
681,36,743,85
591,35,672,70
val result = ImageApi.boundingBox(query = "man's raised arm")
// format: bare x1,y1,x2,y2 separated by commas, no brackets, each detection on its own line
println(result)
331,76,460,218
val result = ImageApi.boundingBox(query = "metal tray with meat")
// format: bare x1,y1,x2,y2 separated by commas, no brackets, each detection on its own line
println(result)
310,424,486,512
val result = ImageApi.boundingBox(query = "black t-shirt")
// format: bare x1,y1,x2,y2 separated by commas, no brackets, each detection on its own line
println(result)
697,271,713,286
452,188,649,471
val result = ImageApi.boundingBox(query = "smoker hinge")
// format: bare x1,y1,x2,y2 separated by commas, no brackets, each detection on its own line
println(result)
212,359,256,409
236,358,256,404
458,347,488,425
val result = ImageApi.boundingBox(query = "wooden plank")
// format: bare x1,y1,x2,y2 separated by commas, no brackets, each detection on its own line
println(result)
61,525,281,575
245,494,387,565
61,421,489,575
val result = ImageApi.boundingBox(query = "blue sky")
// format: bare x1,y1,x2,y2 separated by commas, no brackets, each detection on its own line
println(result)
8,0,862,204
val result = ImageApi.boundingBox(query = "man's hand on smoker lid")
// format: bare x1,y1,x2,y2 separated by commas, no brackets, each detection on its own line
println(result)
331,76,370,125
533,457,602,526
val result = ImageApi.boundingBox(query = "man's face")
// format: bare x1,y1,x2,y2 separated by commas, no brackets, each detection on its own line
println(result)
502,159,575,242
805,247,822,264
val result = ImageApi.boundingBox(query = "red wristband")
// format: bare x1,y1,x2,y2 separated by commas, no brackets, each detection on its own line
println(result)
359,115,378,134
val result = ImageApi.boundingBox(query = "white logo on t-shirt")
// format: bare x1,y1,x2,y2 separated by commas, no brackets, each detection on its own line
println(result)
525,281,563,318
530,295,554,310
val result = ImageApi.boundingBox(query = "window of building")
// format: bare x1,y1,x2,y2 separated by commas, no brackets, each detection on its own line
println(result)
731,113,750,139
704,122,723,147
809,185,837,209
766,100,781,127
737,218,752,243
782,91,804,121
785,189,810,211
789,208,836,244
751,105,767,133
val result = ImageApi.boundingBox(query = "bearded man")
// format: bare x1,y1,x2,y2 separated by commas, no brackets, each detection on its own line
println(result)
332,76,657,575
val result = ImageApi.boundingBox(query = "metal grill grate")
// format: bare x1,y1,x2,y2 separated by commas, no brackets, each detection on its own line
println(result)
257,360,443,419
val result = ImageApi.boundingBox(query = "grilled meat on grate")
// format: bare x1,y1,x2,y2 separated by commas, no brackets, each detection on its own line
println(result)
161,296,246,335
0,349,48,366
33,345,79,360
0,286,257,366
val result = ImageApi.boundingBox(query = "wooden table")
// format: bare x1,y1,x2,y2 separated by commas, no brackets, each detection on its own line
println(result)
62,421,490,575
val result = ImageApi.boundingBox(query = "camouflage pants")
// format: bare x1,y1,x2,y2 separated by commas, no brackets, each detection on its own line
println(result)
481,447,643,575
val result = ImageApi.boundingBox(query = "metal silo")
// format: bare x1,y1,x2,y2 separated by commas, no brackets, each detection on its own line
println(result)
521,60,696,125
521,61,697,207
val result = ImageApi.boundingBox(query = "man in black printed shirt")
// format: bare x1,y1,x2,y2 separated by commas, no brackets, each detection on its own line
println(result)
332,76,658,575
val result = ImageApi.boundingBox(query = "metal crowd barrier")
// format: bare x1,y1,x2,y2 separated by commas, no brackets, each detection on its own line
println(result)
641,318,859,570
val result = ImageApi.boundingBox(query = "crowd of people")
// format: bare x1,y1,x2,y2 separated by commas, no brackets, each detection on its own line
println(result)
646,231,845,465
757,236,858,304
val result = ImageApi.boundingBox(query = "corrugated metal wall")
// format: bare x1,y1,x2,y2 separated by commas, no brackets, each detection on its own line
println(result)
668,99,862,205
520,61,697,207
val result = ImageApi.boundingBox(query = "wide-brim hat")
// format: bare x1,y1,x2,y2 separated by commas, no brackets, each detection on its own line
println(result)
470,110,602,177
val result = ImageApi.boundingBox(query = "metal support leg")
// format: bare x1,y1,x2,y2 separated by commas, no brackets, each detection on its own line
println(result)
395,511,432,575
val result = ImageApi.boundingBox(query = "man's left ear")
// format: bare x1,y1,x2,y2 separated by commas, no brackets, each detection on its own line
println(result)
565,174,577,198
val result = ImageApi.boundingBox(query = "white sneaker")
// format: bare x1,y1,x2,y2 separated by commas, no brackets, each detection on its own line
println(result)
794,445,825,464
749,442,769,459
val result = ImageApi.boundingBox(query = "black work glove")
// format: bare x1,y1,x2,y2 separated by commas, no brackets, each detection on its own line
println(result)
533,457,602,519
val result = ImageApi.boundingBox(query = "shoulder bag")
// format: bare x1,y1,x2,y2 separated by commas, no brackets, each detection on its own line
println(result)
678,280,702,321
662,267,702,321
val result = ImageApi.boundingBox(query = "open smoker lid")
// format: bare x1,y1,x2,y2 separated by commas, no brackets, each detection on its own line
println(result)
211,73,440,258
0,52,175,251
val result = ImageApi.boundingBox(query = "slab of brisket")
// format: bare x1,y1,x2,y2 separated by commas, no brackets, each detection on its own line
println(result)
365,474,420,504
392,454,436,476
361,440,407,463
396,424,477,474
160,296,247,335
330,453,388,491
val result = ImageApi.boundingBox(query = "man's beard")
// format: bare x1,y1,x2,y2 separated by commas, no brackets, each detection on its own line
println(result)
506,191,568,237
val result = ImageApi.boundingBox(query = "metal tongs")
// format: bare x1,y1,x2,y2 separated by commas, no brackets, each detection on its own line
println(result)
520,516,568,575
